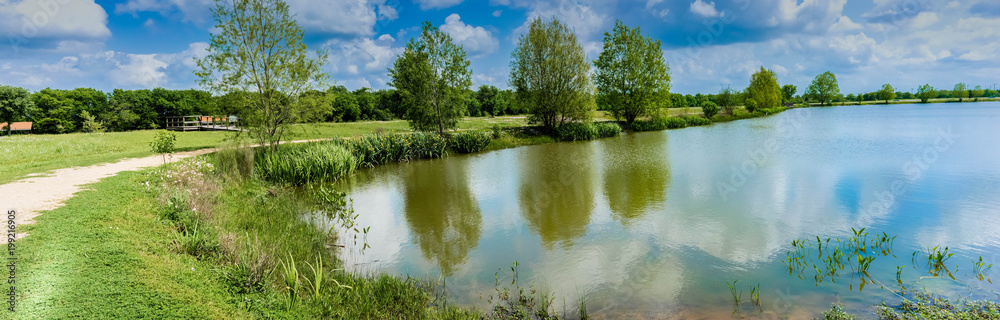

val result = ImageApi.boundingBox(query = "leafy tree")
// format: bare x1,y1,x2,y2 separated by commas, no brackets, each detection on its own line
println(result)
593,20,671,125
331,91,360,122
805,71,840,106
475,85,504,116
0,86,36,135
701,101,720,118
781,84,797,104
952,83,968,102
510,17,594,130
79,110,104,133
878,83,896,104
389,21,472,134
196,0,329,150
669,93,687,109
745,66,782,112
294,89,335,122
716,86,738,115
972,85,985,101
104,89,158,131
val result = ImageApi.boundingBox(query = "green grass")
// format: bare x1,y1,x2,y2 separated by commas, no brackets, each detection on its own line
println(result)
0,130,229,184
12,170,247,319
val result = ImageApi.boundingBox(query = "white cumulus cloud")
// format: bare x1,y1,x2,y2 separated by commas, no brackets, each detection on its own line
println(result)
689,0,719,18
441,14,499,56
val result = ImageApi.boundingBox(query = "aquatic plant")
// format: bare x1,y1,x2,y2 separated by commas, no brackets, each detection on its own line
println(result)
339,132,449,167
256,142,358,185
450,131,494,153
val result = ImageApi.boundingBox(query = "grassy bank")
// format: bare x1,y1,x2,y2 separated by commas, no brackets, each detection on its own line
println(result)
9,159,493,319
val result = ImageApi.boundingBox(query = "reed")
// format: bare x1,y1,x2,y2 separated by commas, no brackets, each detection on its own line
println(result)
449,131,494,153
256,142,358,185
339,132,449,167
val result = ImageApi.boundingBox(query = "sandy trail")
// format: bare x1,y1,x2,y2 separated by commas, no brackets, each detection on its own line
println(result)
1,139,326,243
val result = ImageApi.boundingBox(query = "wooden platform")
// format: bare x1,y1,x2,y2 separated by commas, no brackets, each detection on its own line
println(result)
164,116,241,132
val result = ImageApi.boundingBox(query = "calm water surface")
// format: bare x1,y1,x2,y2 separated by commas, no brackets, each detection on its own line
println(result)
327,102,1000,319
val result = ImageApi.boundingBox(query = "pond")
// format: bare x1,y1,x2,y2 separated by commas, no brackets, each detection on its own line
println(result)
327,102,1000,318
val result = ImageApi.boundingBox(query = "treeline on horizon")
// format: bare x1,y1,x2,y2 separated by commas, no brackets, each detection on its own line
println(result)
2,81,995,135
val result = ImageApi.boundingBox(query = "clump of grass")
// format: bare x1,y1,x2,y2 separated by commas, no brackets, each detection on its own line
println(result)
214,142,255,179
256,142,358,185
450,131,494,153
556,122,621,141
682,116,712,126
629,117,688,131
593,122,622,138
339,132,449,167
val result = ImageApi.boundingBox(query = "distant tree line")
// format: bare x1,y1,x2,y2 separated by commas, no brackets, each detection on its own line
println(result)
0,84,527,135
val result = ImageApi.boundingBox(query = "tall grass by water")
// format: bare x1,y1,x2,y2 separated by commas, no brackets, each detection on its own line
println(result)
338,132,450,167
256,143,359,185
556,122,622,141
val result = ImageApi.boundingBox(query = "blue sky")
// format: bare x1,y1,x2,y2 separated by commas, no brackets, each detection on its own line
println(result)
1,0,998,95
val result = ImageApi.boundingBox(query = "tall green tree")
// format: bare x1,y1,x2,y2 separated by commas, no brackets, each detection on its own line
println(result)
972,85,985,101
953,83,969,102
510,17,594,130
0,86,36,135
878,83,896,104
781,84,797,104
745,66,782,112
805,71,840,106
917,84,935,103
593,20,671,125
716,86,738,115
389,21,472,134
195,0,328,150
475,85,504,116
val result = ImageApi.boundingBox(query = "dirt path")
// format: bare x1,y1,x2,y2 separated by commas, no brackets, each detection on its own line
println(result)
1,139,326,243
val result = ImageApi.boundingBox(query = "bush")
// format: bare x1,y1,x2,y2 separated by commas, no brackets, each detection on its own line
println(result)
701,101,720,118
449,131,493,153
745,99,758,113
340,132,449,167
683,116,712,126
256,142,358,185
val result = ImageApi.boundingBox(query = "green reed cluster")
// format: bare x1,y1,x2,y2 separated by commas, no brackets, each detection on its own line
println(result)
256,142,359,185
339,132,450,167
450,131,494,153
556,122,622,141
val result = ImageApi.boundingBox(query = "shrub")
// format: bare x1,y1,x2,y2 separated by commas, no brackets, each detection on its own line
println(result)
340,132,449,167
256,142,358,185
745,99,758,113
491,124,503,139
683,116,712,126
701,101,720,118
449,131,493,153
593,122,622,138
150,130,177,163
